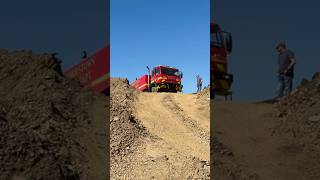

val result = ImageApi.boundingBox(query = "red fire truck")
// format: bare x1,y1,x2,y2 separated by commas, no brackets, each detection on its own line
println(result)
64,46,110,95
131,65,183,93
211,21,233,100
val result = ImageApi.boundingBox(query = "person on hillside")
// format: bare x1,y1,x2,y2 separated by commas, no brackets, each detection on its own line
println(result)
275,42,296,100
82,50,87,59
196,75,203,92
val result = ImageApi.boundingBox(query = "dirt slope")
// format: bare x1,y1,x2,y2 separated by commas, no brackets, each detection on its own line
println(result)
132,92,210,179
213,101,320,180
136,93,209,159
110,81,210,179
0,49,108,179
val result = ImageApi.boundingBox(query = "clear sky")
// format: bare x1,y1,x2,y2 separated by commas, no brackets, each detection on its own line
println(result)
212,0,320,101
111,0,210,93
0,0,108,70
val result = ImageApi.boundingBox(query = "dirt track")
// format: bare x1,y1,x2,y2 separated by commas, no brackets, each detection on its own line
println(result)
112,91,210,179
136,93,209,160
213,101,320,180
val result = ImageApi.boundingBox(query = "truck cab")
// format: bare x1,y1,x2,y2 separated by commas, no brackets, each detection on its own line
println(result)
150,65,183,92
211,22,233,100
131,65,183,93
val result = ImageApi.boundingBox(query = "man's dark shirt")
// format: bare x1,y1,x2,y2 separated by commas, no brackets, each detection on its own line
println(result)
278,49,295,77
197,76,202,85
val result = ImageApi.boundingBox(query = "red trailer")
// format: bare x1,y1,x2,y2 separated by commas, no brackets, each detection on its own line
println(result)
64,46,110,94
131,75,149,91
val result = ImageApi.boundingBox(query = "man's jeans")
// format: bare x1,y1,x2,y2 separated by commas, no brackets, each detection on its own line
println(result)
277,75,293,99
197,84,202,92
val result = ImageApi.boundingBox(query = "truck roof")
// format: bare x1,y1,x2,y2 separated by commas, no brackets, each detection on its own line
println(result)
156,65,179,70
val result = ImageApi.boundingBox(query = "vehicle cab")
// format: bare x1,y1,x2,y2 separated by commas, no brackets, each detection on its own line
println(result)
211,22,233,99
150,65,183,92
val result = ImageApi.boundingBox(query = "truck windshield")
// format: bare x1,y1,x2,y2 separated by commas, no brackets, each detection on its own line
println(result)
211,31,224,48
161,67,179,76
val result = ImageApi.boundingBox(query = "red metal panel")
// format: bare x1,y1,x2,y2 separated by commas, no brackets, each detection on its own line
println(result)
131,75,149,91
64,46,110,93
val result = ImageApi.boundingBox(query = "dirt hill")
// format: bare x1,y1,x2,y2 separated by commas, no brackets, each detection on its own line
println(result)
0,49,107,180
110,79,210,179
212,72,320,180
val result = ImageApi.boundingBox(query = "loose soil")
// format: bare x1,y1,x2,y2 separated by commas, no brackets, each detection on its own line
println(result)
212,72,320,180
0,49,108,180
110,79,210,179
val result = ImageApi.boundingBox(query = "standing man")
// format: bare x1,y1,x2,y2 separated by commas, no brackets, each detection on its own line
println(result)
199,75,203,91
196,74,203,92
275,42,296,100
196,75,200,92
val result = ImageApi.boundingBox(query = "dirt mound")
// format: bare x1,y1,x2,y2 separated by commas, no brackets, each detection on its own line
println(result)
274,72,320,150
254,72,320,179
110,78,147,177
0,49,107,180
197,85,210,99
111,82,210,178
212,102,263,180
212,136,261,180
110,78,146,156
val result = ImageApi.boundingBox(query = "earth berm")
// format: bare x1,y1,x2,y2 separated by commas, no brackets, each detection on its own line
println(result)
213,72,320,180
0,49,108,180
111,79,210,179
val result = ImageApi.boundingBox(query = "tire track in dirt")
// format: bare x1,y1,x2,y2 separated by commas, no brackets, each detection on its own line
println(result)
134,92,209,160
116,92,211,179
161,94,210,145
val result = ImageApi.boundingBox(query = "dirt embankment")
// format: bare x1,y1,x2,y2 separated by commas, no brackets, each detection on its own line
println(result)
274,72,320,141
197,85,210,100
110,78,147,179
211,101,262,180
212,72,320,180
110,78,145,157
271,72,320,178
111,79,210,179
0,49,107,180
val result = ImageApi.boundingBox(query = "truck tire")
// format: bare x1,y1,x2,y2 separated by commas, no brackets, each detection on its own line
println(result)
151,87,158,92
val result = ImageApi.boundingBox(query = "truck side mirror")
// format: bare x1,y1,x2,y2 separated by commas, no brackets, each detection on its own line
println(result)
180,72,183,78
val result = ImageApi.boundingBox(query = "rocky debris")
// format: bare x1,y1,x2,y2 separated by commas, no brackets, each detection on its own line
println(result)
110,79,212,179
212,134,261,179
197,85,210,100
0,50,107,180
308,115,320,122
188,159,210,179
110,78,147,176
274,72,320,153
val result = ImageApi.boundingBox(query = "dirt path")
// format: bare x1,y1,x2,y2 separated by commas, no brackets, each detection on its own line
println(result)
213,101,318,180
123,92,210,179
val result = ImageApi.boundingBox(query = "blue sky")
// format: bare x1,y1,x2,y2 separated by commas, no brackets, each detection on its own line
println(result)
212,0,320,101
0,0,107,70
111,0,209,93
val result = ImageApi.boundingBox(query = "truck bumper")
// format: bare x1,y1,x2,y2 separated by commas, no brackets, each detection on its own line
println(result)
212,73,233,95
157,83,182,92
